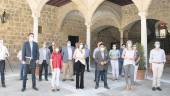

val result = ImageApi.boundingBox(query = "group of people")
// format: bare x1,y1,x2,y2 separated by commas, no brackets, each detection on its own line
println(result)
0,32,166,93
17,33,90,92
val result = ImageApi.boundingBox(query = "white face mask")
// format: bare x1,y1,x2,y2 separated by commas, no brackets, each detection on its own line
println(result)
29,36,34,42
127,43,132,48
67,43,71,47
155,44,160,48
100,48,105,51
79,45,83,49
133,47,136,50
113,47,116,50
55,48,59,52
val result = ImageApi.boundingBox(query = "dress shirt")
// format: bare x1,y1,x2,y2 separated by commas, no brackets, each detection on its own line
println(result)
149,48,166,64
67,46,73,60
42,48,47,60
29,41,33,59
109,49,120,60
93,47,100,59
17,50,22,61
0,45,9,60
85,48,90,58
101,51,105,59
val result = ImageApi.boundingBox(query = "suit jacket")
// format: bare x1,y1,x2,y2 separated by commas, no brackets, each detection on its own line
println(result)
39,47,51,64
22,41,39,61
62,46,75,63
95,50,109,70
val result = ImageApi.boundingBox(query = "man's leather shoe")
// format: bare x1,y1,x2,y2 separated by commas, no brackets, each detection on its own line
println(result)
2,84,6,88
157,87,162,91
33,87,39,91
21,88,26,92
95,85,99,89
152,87,156,91
104,86,110,89
62,79,66,81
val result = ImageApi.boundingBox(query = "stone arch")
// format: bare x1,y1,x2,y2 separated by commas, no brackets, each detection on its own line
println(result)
92,1,121,29
59,10,86,46
56,3,85,32
91,25,120,50
148,0,170,29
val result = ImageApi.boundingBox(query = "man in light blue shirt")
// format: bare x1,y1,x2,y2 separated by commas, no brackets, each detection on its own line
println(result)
149,41,166,91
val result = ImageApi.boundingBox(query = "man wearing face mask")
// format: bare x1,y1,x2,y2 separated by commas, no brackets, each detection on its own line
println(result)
95,43,110,89
93,41,104,82
39,42,51,81
122,40,136,90
61,40,75,81
21,33,39,92
73,43,86,89
0,40,9,88
109,44,120,80
149,41,166,91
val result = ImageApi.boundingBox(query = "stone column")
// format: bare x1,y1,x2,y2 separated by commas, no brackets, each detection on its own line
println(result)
119,29,124,46
32,12,40,42
85,22,91,69
86,23,91,49
138,11,148,68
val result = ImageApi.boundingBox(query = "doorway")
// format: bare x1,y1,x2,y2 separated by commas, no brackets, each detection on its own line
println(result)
68,35,79,47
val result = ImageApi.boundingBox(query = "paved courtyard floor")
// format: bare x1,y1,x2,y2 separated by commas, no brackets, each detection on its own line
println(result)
0,68,170,96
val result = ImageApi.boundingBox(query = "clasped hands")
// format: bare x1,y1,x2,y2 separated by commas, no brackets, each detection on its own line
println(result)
101,61,107,65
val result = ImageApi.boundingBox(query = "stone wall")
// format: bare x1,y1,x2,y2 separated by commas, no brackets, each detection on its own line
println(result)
0,0,59,65
0,0,33,65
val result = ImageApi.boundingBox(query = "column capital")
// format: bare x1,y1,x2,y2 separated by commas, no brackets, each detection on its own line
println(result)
119,28,124,33
85,22,92,27
32,11,40,18
138,11,147,18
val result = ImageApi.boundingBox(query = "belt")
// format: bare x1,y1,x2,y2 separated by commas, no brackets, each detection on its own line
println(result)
26,57,31,59
152,62,163,64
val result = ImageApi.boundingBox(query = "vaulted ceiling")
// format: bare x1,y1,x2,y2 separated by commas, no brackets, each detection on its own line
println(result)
108,0,133,6
47,0,133,7
47,0,71,7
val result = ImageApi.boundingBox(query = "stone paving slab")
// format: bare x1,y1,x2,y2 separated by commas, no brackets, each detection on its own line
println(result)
0,70,170,96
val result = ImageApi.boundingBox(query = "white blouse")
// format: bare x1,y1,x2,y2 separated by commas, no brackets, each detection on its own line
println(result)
73,48,86,65
122,48,136,66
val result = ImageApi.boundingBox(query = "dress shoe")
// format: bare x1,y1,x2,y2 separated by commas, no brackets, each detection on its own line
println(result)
95,85,99,89
152,87,156,91
157,87,162,91
45,79,48,81
70,79,74,81
104,86,110,89
62,79,66,82
56,89,60,91
51,89,55,92
2,84,6,88
33,87,39,91
21,88,26,92
39,79,42,81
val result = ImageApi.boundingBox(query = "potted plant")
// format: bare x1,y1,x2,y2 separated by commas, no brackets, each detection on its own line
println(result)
136,43,146,80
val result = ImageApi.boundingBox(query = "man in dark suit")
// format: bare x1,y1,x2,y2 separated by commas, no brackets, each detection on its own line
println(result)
21,33,39,92
95,43,110,89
